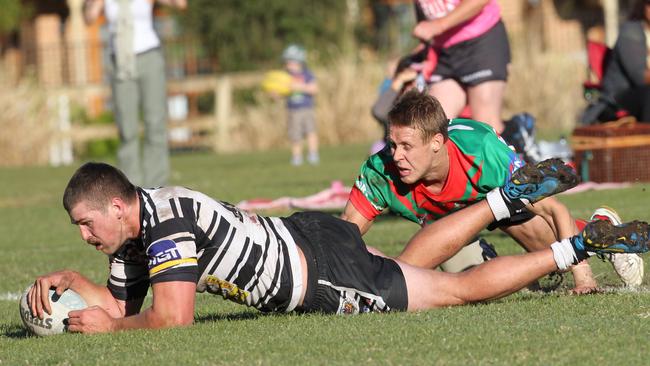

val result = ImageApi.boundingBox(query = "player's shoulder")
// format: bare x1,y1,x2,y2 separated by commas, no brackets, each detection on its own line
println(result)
448,118,495,135
448,118,500,147
142,186,222,223
363,147,396,173
145,186,207,202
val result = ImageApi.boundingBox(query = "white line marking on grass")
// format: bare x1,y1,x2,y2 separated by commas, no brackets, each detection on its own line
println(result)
0,292,21,301
600,286,650,294
0,292,154,301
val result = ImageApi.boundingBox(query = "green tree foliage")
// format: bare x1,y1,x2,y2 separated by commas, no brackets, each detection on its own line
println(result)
179,0,353,71
0,0,30,34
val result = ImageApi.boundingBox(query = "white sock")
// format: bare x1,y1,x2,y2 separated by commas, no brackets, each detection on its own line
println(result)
550,238,579,270
486,188,511,221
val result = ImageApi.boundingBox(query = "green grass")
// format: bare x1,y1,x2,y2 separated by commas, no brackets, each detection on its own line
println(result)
1,143,650,365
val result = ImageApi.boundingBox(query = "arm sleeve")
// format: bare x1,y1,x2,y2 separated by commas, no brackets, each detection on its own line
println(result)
108,254,150,301
349,157,392,220
349,186,382,221
615,22,647,87
145,219,199,285
478,133,525,192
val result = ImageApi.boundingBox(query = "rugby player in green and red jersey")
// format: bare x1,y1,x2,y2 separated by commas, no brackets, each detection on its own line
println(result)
342,91,642,292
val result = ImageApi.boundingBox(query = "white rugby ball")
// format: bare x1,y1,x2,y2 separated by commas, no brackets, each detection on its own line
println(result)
19,285,87,336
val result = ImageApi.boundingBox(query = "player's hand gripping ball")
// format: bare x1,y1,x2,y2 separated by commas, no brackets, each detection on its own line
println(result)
19,285,87,336
261,70,293,96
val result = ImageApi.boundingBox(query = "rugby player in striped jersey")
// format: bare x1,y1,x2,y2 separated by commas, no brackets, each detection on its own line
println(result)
25,161,649,333
342,91,643,292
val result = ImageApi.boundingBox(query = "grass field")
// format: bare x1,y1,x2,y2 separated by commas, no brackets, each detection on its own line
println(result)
1,143,650,365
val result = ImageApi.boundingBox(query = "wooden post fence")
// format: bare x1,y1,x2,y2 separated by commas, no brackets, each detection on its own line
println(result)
49,71,264,164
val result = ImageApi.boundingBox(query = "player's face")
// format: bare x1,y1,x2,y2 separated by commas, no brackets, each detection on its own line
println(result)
68,200,124,255
285,60,303,73
389,125,437,184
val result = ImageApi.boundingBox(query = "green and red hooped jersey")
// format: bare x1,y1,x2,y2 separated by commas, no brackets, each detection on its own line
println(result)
349,118,525,226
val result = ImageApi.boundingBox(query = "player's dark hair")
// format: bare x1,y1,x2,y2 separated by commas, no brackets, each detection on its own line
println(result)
63,162,137,213
388,90,449,142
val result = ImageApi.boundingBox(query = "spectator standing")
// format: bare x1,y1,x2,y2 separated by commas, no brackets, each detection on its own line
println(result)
283,44,319,166
409,0,510,133
598,0,650,123
83,0,187,187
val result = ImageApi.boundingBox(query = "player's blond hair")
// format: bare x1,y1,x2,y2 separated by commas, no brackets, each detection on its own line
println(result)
388,91,449,142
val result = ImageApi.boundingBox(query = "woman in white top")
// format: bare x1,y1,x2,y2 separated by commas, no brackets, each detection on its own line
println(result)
83,0,187,188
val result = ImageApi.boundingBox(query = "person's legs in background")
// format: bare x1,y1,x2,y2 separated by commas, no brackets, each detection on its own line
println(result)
138,48,169,188
288,108,319,166
288,109,304,166
467,80,507,133
428,78,466,118
303,108,319,165
306,131,319,165
111,68,142,186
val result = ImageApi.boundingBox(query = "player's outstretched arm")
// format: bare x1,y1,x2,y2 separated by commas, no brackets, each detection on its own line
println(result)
341,201,374,235
28,270,123,320
524,196,578,240
68,281,196,334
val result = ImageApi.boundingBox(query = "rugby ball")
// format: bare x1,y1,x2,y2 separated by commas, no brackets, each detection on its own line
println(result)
261,70,293,96
19,285,87,336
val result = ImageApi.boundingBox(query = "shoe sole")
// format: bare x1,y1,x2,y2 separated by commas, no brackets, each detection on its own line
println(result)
507,158,579,202
582,220,650,253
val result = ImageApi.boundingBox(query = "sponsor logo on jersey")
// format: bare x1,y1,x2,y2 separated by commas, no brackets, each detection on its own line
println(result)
147,239,182,269
205,275,249,304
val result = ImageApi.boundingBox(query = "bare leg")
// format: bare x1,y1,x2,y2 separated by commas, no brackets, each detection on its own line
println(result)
306,132,318,156
467,80,506,134
502,216,557,251
401,249,558,310
291,141,303,165
428,79,467,119
398,200,495,268
504,217,598,293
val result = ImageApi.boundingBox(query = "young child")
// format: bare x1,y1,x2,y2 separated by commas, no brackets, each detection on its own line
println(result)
283,44,319,166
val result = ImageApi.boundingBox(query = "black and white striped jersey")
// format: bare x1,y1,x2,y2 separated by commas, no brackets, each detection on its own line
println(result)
107,187,304,313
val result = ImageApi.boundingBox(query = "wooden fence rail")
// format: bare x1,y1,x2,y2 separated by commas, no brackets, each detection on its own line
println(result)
48,71,265,165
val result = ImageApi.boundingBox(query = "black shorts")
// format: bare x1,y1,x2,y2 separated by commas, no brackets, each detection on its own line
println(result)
430,21,511,87
282,212,408,314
